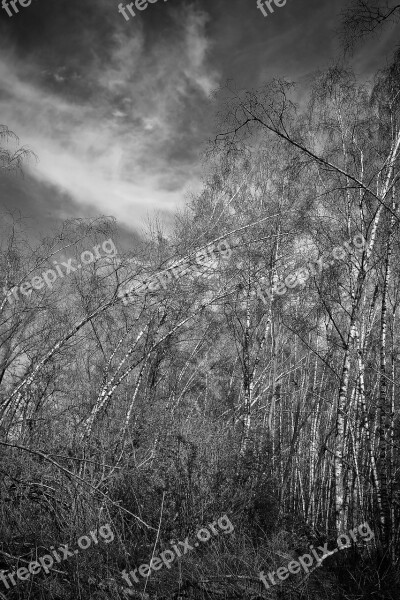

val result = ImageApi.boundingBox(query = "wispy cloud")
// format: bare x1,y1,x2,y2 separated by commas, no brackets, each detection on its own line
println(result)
0,3,218,231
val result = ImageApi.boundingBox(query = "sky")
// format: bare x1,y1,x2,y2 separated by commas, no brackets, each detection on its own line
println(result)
0,0,399,243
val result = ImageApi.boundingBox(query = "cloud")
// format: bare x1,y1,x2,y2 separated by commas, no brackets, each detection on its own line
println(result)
0,3,218,232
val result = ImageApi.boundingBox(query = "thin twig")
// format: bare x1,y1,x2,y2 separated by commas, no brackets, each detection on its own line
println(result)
143,491,166,598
